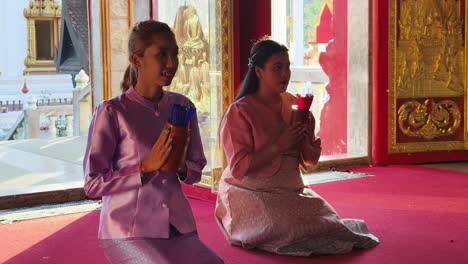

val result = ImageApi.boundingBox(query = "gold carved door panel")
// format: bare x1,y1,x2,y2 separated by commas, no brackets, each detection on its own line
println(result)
389,0,468,153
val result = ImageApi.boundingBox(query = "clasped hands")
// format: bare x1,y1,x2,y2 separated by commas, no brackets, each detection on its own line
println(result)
140,127,191,175
273,114,320,154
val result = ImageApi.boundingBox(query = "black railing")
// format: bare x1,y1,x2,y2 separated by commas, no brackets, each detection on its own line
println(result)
0,100,23,112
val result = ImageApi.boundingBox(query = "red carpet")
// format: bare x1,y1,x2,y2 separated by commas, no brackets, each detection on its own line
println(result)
1,165,467,264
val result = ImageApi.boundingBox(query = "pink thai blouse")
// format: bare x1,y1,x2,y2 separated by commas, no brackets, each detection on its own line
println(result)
83,86,206,239
220,92,319,180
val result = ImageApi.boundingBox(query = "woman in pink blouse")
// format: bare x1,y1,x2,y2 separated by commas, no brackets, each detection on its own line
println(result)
215,38,379,256
83,20,223,263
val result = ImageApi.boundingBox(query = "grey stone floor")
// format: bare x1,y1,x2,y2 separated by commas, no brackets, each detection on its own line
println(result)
0,137,86,197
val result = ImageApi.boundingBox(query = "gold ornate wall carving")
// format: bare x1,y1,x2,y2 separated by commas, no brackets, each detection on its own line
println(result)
389,0,467,153
23,0,61,74
397,99,461,140
24,0,61,17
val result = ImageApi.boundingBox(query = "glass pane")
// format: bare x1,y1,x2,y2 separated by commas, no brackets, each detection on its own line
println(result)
0,1,91,202
35,20,54,60
272,0,370,160
154,1,224,180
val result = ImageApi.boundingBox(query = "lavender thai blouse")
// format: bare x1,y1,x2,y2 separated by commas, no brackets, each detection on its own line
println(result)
83,86,206,239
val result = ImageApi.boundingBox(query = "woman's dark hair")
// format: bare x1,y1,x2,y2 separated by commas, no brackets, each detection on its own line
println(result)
120,20,175,92
218,37,289,140
234,37,289,101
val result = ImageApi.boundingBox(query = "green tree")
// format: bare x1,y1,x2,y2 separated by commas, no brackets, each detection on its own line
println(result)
303,0,323,47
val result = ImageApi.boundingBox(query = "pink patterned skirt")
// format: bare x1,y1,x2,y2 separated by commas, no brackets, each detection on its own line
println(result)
215,156,379,256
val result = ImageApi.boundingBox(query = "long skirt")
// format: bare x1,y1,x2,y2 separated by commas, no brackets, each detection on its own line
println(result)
215,157,379,256
100,225,223,264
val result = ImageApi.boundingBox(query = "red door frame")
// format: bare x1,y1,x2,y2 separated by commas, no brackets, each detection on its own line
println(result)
233,0,272,95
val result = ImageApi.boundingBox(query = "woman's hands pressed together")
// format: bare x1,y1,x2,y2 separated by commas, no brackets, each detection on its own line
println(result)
273,123,307,155
140,128,173,174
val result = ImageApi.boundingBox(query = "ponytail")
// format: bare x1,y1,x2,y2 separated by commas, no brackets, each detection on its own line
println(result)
234,66,258,102
120,64,138,92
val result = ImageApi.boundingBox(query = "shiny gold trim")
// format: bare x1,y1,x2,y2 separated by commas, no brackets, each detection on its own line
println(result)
222,0,233,112
466,1,468,149
389,1,398,152
388,0,398,150
100,0,112,100
128,0,134,29
391,141,465,153
211,0,233,192
389,0,467,153
211,167,223,192
196,175,212,188
315,156,370,171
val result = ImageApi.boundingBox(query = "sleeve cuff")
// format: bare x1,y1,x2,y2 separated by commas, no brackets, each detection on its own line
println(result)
180,160,203,185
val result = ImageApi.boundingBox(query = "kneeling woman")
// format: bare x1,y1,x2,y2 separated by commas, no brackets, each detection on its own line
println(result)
215,38,379,256
84,20,223,264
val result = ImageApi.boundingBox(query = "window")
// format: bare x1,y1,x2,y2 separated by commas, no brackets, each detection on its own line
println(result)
272,0,370,163
0,1,88,208
23,0,61,74
152,1,230,189
35,20,54,61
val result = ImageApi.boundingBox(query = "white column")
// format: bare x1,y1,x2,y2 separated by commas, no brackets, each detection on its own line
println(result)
292,0,304,66
348,0,370,156
73,70,89,136
49,115,57,138
39,114,50,139
66,115,73,136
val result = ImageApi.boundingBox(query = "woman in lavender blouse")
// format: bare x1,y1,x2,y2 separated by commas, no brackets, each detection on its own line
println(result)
83,20,223,264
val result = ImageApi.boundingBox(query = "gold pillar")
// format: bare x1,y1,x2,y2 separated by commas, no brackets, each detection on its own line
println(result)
100,0,112,100
128,0,134,29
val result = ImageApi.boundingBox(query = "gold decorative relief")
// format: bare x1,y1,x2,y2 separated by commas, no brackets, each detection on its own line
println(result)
395,0,464,98
23,0,61,74
211,167,223,192
23,0,61,17
389,0,467,153
221,0,233,112
197,175,212,188
398,99,461,140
